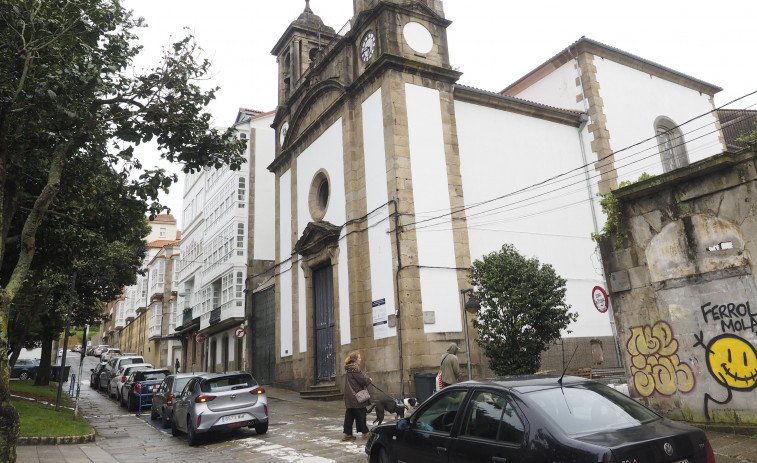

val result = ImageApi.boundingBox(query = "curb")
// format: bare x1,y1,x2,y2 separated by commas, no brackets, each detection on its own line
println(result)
18,432,96,446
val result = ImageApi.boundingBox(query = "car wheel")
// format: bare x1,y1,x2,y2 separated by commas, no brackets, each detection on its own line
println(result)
109,386,115,399
376,447,392,463
18,372,29,381
127,394,136,412
254,422,268,435
171,416,181,437
186,417,199,446
161,409,170,428
150,407,158,420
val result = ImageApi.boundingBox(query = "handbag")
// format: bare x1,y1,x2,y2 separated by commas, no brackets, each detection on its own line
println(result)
355,388,371,403
347,380,371,403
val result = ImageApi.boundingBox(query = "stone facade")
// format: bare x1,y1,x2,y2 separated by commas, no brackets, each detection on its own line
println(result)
600,149,757,423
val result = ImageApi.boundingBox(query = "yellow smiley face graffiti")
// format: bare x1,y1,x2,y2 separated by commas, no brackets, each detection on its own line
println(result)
706,334,757,390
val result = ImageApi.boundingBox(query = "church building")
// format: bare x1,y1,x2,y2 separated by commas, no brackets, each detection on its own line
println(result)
268,0,725,396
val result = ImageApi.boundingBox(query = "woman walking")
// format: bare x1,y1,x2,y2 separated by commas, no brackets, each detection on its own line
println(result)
342,351,372,441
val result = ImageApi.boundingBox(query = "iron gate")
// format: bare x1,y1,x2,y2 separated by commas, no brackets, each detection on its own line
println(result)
252,286,275,385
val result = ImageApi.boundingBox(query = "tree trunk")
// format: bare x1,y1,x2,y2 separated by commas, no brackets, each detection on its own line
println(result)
34,336,53,387
0,295,19,463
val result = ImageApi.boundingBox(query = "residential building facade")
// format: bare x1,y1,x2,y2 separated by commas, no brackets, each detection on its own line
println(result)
174,109,276,377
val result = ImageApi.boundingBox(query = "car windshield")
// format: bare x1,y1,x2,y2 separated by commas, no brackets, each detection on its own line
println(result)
527,383,660,436
201,374,256,392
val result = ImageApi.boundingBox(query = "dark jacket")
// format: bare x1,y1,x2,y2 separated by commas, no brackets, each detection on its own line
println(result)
344,363,371,408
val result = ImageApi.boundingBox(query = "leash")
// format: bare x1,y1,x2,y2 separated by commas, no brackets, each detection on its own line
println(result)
368,383,399,402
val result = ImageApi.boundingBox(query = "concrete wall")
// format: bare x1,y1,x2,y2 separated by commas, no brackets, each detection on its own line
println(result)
600,150,757,423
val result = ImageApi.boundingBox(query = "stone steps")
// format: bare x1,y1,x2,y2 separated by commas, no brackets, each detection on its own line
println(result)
300,381,343,401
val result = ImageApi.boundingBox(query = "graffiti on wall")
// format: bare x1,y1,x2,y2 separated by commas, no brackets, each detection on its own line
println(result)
694,331,757,420
700,301,757,334
626,321,695,397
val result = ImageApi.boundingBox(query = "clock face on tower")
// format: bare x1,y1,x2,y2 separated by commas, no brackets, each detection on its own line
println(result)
360,30,376,63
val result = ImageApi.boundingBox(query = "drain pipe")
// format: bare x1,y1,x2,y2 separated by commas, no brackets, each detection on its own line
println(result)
570,46,623,368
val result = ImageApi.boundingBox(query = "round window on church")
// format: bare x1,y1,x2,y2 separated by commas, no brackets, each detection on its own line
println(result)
309,170,331,221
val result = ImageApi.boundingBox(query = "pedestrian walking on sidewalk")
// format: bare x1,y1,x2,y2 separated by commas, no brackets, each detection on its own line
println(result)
175,358,180,374
342,350,372,441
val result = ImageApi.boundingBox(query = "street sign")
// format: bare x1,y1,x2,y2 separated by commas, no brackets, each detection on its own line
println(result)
592,286,609,313
196,333,206,343
234,327,246,339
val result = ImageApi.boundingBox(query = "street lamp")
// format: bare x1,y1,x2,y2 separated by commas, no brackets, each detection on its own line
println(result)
460,288,480,381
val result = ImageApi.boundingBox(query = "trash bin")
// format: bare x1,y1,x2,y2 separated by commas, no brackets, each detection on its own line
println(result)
50,365,71,383
414,372,437,404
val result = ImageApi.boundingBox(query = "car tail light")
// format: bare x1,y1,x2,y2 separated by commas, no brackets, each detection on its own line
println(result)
250,387,265,395
135,384,141,392
167,393,173,406
195,395,215,403
121,376,127,382
705,439,716,463
197,415,202,427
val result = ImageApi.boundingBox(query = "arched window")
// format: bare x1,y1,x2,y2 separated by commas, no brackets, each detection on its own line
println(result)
654,116,689,173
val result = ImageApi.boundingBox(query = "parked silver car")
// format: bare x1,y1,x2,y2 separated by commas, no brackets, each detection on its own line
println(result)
171,372,268,446
151,372,202,427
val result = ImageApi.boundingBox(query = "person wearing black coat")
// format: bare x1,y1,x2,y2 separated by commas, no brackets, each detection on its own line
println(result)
342,350,372,441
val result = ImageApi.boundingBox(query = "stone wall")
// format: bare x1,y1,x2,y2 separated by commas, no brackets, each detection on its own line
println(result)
600,149,757,423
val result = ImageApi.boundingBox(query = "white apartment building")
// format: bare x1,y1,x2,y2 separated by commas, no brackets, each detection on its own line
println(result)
175,109,276,375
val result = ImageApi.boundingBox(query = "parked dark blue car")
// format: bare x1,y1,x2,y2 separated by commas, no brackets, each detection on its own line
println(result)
11,359,39,380
121,368,170,412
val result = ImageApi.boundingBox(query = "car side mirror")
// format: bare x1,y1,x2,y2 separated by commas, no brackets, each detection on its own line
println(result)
90,369,94,372
397,418,410,431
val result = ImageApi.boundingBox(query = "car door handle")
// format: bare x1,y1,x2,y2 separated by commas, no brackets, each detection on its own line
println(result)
492,458,507,463
436,446,448,455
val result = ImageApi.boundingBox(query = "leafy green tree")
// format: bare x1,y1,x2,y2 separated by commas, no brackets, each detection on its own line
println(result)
469,244,578,375
0,0,246,459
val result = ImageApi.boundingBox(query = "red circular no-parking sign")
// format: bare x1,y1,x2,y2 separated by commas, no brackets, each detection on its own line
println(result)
195,333,206,343
234,327,246,339
592,286,609,313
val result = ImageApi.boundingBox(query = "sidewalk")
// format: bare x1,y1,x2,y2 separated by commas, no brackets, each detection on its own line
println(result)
16,384,757,463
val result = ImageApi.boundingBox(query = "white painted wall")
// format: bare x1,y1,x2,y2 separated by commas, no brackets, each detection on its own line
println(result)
279,171,293,357
596,58,722,184
252,115,276,261
509,58,722,187
338,232,351,344
296,121,347,233
363,89,397,341
405,84,462,334
454,100,612,338
510,61,584,112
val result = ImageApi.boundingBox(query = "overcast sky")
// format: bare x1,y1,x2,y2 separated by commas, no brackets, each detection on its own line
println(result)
122,0,757,228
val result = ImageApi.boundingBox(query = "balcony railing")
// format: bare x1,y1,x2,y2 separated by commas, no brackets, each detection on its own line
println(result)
148,318,162,339
209,306,221,325
182,308,193,326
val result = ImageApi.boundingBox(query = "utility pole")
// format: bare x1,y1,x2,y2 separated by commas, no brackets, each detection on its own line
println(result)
74,324,88,419
56,271,76,412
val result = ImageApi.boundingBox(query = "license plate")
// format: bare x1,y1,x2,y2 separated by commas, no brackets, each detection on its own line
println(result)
219,413,250,424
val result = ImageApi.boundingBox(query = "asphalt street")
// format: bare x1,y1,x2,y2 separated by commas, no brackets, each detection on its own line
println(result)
15,353,757,463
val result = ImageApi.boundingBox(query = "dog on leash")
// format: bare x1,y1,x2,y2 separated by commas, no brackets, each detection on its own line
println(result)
367,398,419,425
